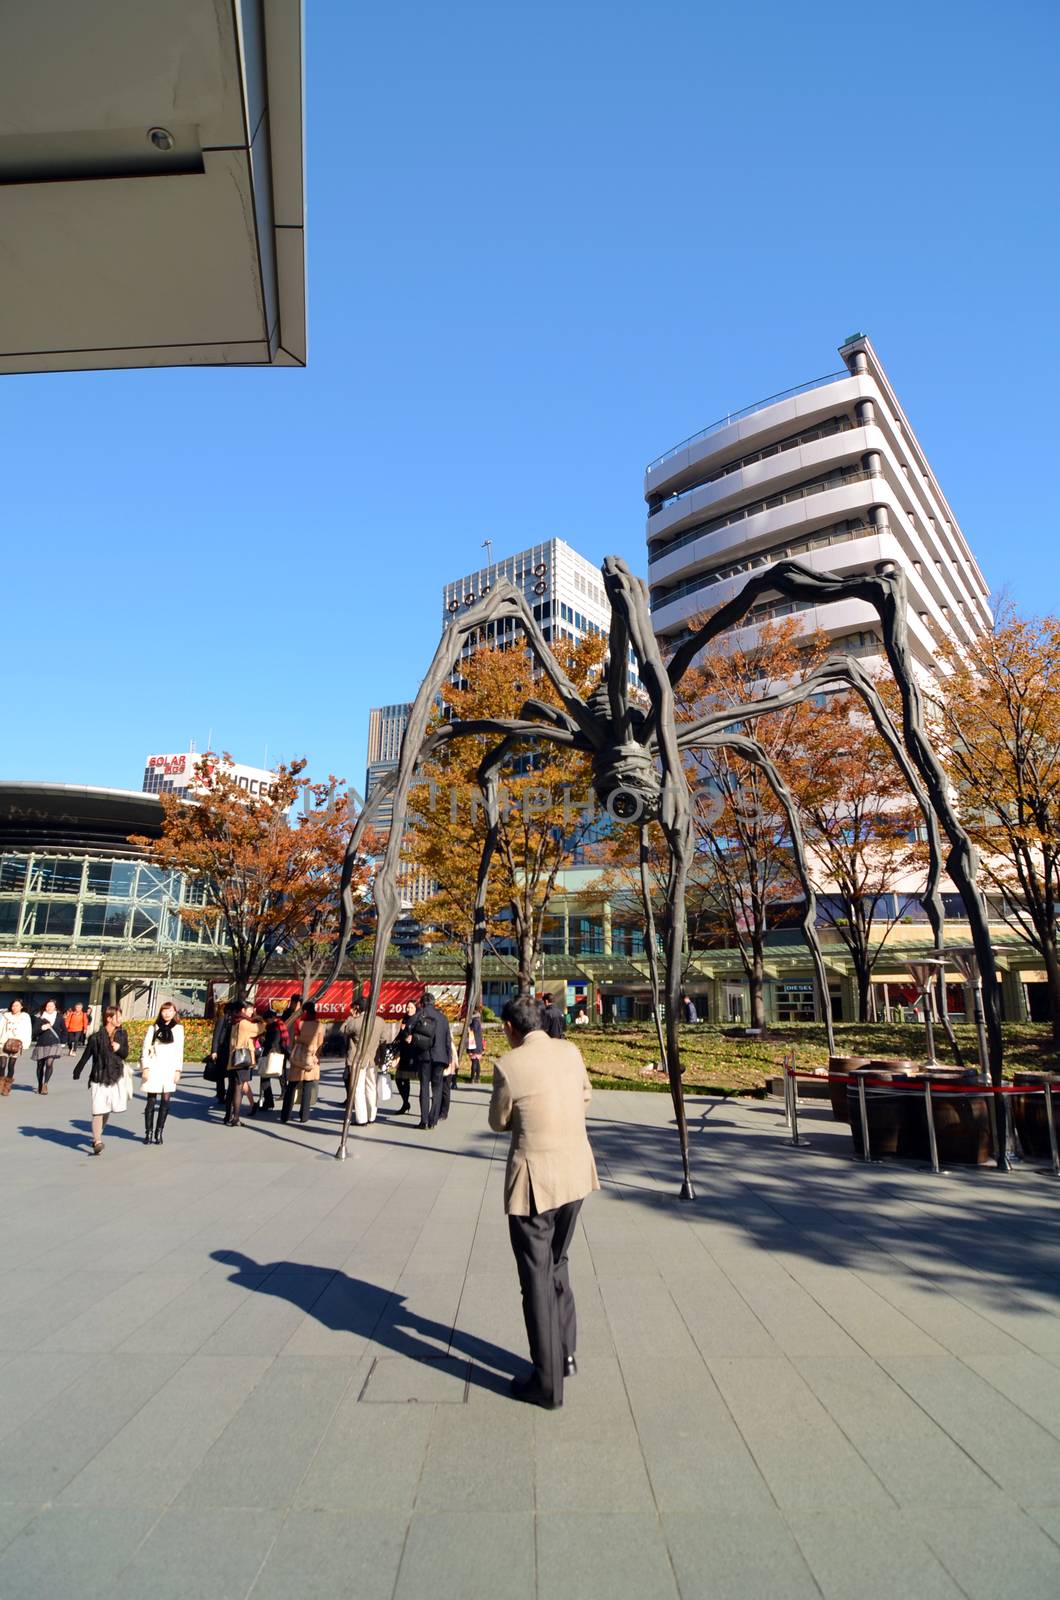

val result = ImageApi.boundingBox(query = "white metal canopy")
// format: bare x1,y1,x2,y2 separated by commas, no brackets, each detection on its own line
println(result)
0,0,306,373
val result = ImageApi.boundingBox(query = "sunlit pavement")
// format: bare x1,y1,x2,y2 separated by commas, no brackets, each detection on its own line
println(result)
1,1060,1059,1599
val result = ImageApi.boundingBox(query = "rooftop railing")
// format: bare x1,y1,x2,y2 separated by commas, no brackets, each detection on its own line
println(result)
645,369,850,476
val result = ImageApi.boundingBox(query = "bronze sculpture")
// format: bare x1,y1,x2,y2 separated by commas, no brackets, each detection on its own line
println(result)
323,556,1003,1195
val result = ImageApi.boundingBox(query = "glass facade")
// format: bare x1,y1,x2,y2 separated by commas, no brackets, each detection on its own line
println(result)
0,851,226,954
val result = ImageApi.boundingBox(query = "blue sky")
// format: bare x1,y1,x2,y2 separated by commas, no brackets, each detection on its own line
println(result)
7,0,1058,797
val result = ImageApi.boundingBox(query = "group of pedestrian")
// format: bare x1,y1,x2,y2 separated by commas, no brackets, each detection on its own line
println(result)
0,998,91,1096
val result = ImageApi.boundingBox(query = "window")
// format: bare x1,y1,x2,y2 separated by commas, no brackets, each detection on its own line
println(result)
79,903,131,940
0,902,18,935
29,857,82,894
86,860,136,897
0,855,27,893
131,908,161,942
24,900,77,937
135,865,172,904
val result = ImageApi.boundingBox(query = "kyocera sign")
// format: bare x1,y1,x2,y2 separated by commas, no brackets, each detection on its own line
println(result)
145,753,277,800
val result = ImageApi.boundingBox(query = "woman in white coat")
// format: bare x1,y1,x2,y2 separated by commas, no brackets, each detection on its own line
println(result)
0,998,33,1097
140,1001,184,1146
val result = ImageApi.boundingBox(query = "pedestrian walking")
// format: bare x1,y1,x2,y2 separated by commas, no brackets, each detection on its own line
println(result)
205,1000,240,1107
573,1006,589,1027
539,992,566,1039
409,990,453,1130
256,1007,290,1113
391,1000,417,1114
282,1001,325,1124
681,994,699,1024
32,1000,67,1093
73,1005,131,1155
63,1002,89,1054
488,993,599,1409
466,1005,485,1083
0,998,32,1096
342,997,395,1126
225,1001,264,1127
139,1001,184,1145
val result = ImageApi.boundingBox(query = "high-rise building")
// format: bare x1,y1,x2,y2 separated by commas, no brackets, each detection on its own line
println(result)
365,703,412,834
645,335,992,668
443,537,640,685
364,702,433,916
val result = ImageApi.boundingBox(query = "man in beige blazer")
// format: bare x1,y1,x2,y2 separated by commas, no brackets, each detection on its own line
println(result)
489,993,600,1409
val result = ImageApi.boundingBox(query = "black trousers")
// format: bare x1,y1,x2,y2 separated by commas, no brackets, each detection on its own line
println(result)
508,1198,582,1405
36,1057,58,1089
396,1074,411,1111
418,1063,445,1127
438,1072,453,1121
281,1082,317,1123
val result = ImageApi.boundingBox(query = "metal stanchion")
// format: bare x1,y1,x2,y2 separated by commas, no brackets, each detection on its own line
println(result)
857,1074,871,1163
986,1087,1002,1170
781,1057,792,1129
1045,1080,1060,1179
789,1065,801,1148
924,1080,940,1174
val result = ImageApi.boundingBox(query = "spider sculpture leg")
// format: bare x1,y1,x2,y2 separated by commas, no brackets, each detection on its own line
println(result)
664,557,1001,1084
680,730,837,1055
637,822,670,1080
600,555,698,1198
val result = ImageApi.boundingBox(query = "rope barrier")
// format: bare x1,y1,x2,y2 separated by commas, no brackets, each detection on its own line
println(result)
777,1062,1059,1176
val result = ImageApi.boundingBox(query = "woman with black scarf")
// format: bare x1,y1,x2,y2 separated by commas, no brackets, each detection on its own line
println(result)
139,1001,184,1145
73,1005,131,1155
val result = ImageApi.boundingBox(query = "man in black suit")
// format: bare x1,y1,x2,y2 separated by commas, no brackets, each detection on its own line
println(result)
539,992,566,1039
409,991,453,1129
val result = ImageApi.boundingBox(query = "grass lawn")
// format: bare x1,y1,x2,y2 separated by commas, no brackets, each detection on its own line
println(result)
474,1021,1060,1096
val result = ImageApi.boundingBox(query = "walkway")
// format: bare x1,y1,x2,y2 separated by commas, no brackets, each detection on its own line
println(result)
1,1063,1059,1599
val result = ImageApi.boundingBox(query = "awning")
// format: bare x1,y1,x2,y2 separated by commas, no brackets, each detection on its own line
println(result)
253,978,466,1020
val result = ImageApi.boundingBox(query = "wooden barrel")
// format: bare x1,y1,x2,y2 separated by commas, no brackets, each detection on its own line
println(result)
848,1068,909,1158
1012,1072,1060,1159
903,1069,989,1165
828,1056,870,1122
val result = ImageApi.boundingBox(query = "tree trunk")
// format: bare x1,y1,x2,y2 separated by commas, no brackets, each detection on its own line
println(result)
854,959,871,1023
1044,942,1060,1045
749,940,767,1030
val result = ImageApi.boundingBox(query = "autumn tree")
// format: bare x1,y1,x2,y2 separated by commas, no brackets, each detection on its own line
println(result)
403,632,607,992
781,692,927,1021
930,608,1060,1038
283,787,378,1000
132,755,366,997
669,620,821,1027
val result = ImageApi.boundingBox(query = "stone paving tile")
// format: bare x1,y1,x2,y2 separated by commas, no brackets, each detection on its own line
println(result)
416,1404,534,1511
788,1509,966,1599
395,1511,534,1600
880,1354,1060,1504
0,1506,39,1557
964,1350,1060,1441
37,1271,200,1353
908,1505,1060,1600
57,1354,272,1508
0,1506,160,1600
176,1356,352,1510
0,1350,96,1443
293,1391,433,1511
794,1352,1008,1508
252,1508,409,1600
536,1512,680,1600
108,1506,277,1600
708,1357,895,1514
0,1354,184,1502
665,1509,821,1600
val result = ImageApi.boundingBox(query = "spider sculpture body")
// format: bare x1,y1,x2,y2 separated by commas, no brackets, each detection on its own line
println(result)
325,556,1005,1192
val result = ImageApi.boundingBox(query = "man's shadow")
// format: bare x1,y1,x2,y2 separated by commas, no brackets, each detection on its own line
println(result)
211,1249,523,1393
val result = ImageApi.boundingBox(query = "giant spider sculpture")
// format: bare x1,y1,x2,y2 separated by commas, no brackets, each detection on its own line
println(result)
325,557,1003,1195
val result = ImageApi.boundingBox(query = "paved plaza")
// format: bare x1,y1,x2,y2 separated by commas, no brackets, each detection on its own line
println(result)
1,1061,1059,1600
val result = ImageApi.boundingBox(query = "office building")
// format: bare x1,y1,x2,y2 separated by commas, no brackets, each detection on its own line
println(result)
141,750,277,800
443,537,640,685
364,703,433,923
645,335,992,669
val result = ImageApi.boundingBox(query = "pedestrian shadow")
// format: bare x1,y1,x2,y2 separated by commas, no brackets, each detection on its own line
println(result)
19,1120,140,1150
211,1249,522,1392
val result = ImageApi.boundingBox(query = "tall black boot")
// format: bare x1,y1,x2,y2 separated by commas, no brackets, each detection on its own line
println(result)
144,1096,157,1145
154,1097,170,1145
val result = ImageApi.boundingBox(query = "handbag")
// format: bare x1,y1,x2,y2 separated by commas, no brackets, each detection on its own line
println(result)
260,1051,284,1079
231,1047,253,1069
3,1037,22,1057
376,1069,394,1105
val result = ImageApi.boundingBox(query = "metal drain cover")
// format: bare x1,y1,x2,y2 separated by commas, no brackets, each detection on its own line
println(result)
358,1355,470,1404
